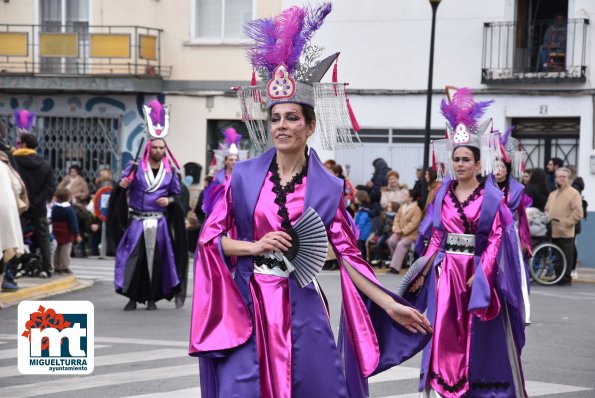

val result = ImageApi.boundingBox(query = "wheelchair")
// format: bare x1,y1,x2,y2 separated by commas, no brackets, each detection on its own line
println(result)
528,217,567,286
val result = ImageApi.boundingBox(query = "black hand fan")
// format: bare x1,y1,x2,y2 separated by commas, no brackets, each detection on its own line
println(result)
396,255,430,296
282,207,329,288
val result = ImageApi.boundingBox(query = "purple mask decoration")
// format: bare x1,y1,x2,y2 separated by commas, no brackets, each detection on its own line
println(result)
13,109,36,133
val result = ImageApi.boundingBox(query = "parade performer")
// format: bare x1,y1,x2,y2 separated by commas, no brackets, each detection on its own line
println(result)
495,128,532,324
403,88,527,397
109,100,188,311
189,4,432,398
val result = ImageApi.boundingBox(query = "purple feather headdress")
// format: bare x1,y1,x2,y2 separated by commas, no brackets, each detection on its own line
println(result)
440,87,493,132
221,127,242,147
13,109,36,133
148,100,165,126
245,3,332,77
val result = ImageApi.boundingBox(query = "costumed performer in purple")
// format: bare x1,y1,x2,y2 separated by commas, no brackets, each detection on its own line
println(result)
109,100,188,311
189,4,432,398
403,88,527,398
495,128,532,324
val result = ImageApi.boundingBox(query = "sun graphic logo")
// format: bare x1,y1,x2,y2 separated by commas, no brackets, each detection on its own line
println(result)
18,301,94,375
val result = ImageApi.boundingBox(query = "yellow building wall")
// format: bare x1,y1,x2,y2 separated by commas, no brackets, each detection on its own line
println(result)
92,0,281,81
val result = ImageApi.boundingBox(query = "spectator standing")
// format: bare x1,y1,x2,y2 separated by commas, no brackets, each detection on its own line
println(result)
387,190,421,273
331,164,356,215
51,188,81,274
411,167,428,209
522,170,531,186
323,158,336,172
538,13,567,71
0,159,25,291
424,168,441,214
545,157,563,192
57,165,89,204
13,133,55,278
569,165,586,275
524,168,549,211
545,167,583,285
380,170,408,209
354,190,372,260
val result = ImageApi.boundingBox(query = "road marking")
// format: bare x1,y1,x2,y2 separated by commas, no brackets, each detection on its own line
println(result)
531,290,595,301
0,364,197,398
96,336,188,347
0,348,17,360
123,388,199,398
525,380,592,396
0,347,187,379
369,366,420,383
375,381,592,398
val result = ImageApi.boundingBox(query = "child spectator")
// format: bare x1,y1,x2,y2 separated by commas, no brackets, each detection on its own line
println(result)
354,190,372,261
51,187,81,274
371,201,399,266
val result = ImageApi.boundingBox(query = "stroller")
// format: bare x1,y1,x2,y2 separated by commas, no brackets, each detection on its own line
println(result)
13,221,55,278
526,207,567,286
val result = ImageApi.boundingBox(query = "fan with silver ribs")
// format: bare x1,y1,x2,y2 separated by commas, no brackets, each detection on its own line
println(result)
264,207,328,288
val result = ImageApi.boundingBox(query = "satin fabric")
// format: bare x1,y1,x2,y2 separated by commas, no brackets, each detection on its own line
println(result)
426,185,502,396
407,176,527,398
504,178,531,324
113,161,181,300
189,148,430,398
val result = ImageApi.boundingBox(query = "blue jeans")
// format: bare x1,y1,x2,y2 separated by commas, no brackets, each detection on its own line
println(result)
373,234,390,260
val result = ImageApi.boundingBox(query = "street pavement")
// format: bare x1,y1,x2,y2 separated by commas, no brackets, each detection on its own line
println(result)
0,257,594,397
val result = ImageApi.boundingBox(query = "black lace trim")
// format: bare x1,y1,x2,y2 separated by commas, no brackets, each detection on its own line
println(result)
470,381,511,390
254,256,287,272
268,154,308,230
429,372,467,393
449,179,485,234
445,242,475,254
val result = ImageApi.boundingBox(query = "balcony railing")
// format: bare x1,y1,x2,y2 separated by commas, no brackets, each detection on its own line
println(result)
0,24,171,78
482,19,589,83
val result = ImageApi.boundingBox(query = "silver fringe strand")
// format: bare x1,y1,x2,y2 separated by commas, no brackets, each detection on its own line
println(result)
313,83,361,150
236,86,269,151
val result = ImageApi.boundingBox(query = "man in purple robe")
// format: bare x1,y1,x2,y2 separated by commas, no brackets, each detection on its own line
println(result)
110,101,187,310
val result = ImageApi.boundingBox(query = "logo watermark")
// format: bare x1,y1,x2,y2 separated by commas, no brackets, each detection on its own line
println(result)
18,301,94,375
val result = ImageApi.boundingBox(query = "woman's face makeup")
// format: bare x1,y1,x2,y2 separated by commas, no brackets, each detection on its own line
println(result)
270,103,314,154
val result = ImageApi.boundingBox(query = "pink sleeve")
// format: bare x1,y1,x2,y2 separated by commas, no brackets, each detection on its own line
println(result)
189,178,253,355
471,207,503,321
328,202,381,377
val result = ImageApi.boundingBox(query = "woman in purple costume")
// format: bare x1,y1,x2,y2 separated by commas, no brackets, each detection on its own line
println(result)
405,88,527,398
189,4,432,398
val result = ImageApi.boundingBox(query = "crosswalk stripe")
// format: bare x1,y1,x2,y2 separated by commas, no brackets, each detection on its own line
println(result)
0,348,17,360
0,348,186,379
369,366,419,383
123,388,199,398
525,380,592,396
0,364,197,398
376,381,593,398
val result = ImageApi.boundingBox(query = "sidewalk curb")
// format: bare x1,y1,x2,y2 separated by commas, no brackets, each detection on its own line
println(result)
0,276,94,309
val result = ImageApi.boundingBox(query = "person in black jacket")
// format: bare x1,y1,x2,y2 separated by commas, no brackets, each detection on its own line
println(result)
13,133,55,278
524,168,549,212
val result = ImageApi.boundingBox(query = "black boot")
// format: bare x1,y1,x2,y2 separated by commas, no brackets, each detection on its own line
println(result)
124,299,137,311
146,300,157,310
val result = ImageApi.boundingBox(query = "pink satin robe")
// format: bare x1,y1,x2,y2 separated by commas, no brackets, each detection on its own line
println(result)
424,183,502,398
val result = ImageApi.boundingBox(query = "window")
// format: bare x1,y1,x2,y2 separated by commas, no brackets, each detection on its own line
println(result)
40,0,90,73
192,0,252,42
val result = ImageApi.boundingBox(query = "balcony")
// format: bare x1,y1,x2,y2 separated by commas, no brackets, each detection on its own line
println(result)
0,24,171,93
482,19,589,84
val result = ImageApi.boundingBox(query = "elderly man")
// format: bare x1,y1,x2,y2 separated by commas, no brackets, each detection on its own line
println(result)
545,167,584,285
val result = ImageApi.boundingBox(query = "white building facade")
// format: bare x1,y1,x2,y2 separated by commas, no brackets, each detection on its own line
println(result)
284,0,595,266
